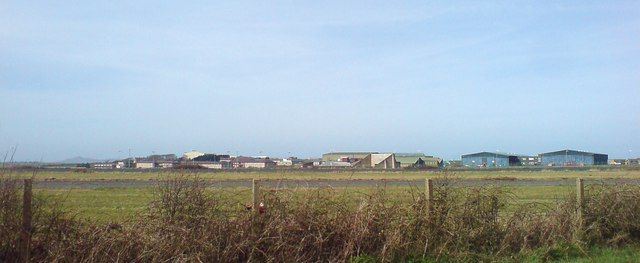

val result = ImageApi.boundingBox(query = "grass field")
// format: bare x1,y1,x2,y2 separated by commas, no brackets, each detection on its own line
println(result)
10,168,640,181
37,185,577,222
7,169,635,223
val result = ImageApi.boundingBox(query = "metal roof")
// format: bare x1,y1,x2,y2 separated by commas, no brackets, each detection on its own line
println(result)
539,149,607,156
396,156,421,164
395,153,434,158
396,156,440,164
323,152,378,155
461,152,515,158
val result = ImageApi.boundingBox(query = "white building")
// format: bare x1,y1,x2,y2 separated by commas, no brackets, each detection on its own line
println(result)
183,150,206,160
91,162,114,169
276,159,293,166
114,161,126,169
193,161,224,169
134,159,155,169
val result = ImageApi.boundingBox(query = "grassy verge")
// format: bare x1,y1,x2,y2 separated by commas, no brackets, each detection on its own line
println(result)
351,245,640,262
558,246,640,262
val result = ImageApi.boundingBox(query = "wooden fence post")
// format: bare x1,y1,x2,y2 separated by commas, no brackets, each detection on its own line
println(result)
576,178,584,221
21,179,32,263
252,179,260,214
425,178,433,217
573,177,585,242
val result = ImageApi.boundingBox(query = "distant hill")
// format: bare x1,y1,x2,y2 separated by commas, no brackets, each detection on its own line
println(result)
58,156,109,164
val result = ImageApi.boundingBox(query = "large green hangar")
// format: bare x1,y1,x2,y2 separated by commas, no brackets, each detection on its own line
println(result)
539,149,608,167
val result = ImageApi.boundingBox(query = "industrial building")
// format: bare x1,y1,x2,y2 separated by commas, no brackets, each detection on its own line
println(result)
352,153,398,169
395,153,442,168
539,150,608,166
461,152,521,167
133,158,156,169
230,156,277,169
183,150,206,160
321,152,377,162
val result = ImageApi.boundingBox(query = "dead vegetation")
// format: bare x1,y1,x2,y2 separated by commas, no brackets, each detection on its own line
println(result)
1,172,640,262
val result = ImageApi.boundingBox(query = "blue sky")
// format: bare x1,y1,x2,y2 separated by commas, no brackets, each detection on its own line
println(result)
1,1,639,161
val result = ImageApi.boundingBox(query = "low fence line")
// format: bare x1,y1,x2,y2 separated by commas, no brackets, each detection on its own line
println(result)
27,177,640,189
248,177,592,216
14,176,608,260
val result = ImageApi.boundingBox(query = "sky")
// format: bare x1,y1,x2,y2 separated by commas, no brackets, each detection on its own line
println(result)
1,1,639,161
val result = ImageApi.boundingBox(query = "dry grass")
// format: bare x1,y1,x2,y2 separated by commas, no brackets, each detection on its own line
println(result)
2,172,640,262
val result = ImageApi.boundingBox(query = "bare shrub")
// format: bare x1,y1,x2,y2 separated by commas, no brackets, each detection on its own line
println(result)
583,184,640,246
2,173,640,262
0,172,21,261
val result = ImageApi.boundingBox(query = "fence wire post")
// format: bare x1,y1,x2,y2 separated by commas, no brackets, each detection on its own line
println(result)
573,177,585,243
425,178,433,217
21,179,32,263
576,178,584,222
252,179,260,214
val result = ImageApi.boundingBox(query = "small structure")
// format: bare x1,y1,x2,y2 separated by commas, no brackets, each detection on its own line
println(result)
539,150,608,166
445,160,462,168
156,160,177,169
114,161,126,169
192,161,225,169
610,158,639,166
132,154,179,169
134,158,155,169
276,159,292,166
298,158,321,168
319,161,352,168
91,162,115,169
301,161,316,169
232,157,276,169
610,159,626,165
192,154,229,162
244,159,277,169
518,155,540,166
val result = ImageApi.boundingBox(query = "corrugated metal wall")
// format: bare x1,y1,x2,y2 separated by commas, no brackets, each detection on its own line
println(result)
540,153,594,166
462,154,509,167
593,154,608,165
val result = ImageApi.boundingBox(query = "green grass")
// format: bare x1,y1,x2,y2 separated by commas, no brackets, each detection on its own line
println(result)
350,245,640,262
10,169,640,181
35,185,578,223
560,247,640,262
35,188,155,222
523,245,640,263
22,168,625,223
